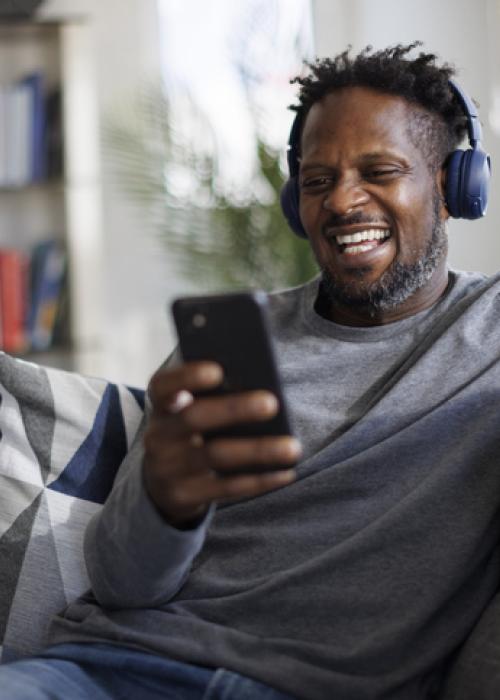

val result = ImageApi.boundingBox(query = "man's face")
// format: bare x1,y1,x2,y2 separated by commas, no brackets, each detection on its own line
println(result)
298,87,450,324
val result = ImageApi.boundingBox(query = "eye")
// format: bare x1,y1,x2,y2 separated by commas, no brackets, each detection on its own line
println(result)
300,176,334,190
364,168,401,180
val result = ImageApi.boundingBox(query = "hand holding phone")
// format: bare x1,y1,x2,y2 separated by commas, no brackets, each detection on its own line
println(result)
141,292,300,528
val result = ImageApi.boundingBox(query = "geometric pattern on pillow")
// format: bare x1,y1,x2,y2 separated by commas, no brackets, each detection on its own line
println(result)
0,352,145,661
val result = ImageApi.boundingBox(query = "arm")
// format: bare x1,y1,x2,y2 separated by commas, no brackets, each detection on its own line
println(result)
84,361,300,610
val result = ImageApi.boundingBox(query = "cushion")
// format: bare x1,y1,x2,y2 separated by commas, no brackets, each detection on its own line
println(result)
0,352,145,661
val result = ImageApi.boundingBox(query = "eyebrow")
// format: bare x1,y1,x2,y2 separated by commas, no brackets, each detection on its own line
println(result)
299,150,410,171
361,151,408,163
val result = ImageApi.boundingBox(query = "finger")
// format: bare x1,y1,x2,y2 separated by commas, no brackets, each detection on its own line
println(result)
181,390,279,432
205,436,302,472
148,362,223,409
167,390,194,413
163,467,297,514
215,468,297,502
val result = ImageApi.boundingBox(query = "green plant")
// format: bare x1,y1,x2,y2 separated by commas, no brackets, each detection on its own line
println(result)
105,87,318,292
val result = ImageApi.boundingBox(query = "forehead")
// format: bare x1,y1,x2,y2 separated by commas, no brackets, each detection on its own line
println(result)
300,87,421,161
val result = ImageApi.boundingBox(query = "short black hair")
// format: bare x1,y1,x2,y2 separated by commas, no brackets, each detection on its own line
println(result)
290,42,470,172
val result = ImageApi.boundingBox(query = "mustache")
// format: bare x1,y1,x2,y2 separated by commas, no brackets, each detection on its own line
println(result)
322,211,390,235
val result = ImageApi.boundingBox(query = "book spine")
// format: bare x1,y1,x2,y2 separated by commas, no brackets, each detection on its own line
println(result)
0,249,28,353
3,72,47,187
24,73,46,182
28,240,66,351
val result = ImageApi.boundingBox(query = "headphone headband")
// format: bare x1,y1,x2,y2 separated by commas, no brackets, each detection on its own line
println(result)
448,78,482,146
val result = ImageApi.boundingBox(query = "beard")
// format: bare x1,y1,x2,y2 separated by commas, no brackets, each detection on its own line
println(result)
318,193,448,314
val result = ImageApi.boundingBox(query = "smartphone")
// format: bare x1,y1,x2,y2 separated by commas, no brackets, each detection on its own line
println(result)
171,291,294,455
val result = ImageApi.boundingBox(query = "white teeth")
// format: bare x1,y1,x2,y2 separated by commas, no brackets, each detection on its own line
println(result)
335,229,390,245
344,243,377,255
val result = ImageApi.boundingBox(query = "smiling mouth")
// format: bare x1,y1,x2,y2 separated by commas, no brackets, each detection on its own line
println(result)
334,228,391,255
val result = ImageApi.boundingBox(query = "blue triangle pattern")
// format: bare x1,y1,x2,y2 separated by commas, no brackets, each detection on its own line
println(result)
128,386,146,410
48,384,127,503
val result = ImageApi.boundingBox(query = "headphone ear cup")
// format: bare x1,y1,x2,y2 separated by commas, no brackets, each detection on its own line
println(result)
446,147,491,219
461,147,491,219
445,149,464,218
280,177,307,238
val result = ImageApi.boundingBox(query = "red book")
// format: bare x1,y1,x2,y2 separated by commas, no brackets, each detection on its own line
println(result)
0,249,28,353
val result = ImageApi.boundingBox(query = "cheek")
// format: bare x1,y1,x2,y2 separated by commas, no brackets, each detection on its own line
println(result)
308,235,330,265
307,234,343,275
299,196,325,231
393,185,436,248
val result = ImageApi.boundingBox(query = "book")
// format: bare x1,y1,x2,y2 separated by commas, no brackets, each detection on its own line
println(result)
28,240,66,351
5,80,31,186
3,72,47,187
0,249,29,353
45,88,63,179
23,72,47,182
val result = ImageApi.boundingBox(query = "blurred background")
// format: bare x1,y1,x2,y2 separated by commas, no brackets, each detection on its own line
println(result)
0,0,499,386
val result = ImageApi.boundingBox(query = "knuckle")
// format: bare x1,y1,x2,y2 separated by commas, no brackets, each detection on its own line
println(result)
253,439,273,462
204,439,222,464
226,395,252,419
204,439,234,466
181,403,202,430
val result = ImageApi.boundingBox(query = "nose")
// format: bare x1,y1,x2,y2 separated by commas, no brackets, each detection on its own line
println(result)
322,176,369,216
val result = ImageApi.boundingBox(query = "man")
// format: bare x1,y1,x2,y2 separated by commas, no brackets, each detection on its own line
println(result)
0,43,498,699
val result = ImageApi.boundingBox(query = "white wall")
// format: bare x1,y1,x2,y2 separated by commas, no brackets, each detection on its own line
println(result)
312,0,500,276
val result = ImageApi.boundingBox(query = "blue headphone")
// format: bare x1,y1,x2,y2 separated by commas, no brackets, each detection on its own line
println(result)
280,79,491,238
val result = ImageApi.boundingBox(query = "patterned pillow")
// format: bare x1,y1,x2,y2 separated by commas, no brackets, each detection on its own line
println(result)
0,352,145,661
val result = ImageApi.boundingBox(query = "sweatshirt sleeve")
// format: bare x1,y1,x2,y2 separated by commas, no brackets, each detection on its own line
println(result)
84,393,215,610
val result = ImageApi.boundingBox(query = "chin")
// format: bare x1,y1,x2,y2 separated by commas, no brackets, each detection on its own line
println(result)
320,216,448,313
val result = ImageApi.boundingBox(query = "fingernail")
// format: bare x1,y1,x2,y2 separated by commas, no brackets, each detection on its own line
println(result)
273,469,296,483
277,438,302,460
199,364,222,383
251,393,278,415
168,390,193,412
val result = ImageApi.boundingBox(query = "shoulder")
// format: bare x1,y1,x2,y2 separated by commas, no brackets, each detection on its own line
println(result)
266,276,320,322
447,269,500,308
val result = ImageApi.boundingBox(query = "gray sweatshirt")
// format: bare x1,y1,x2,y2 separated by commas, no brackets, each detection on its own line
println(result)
50,270,500,700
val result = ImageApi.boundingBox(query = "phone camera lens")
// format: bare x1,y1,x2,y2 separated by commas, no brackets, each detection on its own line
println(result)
192,313,207,328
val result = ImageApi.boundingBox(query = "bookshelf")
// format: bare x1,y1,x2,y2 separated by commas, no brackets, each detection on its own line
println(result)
0,18,97,370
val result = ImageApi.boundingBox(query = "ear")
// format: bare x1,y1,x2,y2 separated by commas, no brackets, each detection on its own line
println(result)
436,167,450,220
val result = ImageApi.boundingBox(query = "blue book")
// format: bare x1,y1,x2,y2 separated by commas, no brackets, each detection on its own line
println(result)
21,72,47,182
5,80,31,186
5,73,46,186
